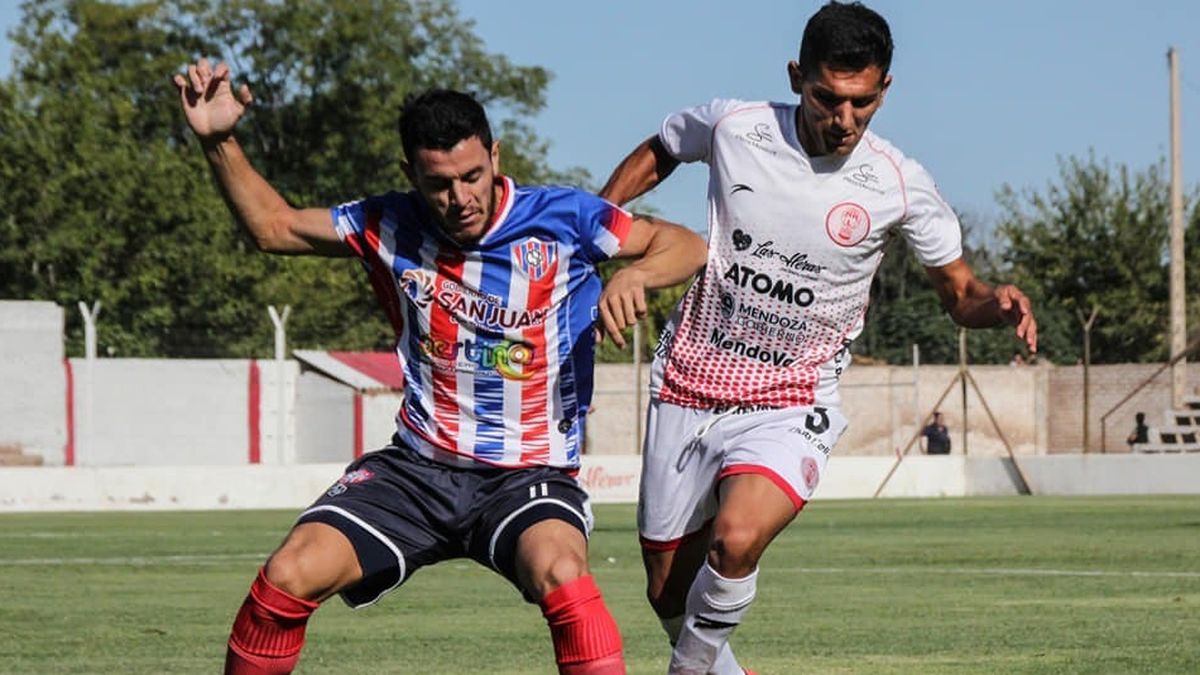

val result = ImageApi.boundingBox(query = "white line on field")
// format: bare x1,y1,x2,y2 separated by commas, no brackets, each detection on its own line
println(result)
0,553,268,566
782,566,1200,579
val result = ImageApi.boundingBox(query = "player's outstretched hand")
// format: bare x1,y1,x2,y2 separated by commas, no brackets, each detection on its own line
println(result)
597,267,649,348
172,58,253,143
995,284,1037,353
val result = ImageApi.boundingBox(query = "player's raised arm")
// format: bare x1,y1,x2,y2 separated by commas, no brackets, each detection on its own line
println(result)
925,258,1038,353
173,58,347,256
599,136,681,206
597,213,706,347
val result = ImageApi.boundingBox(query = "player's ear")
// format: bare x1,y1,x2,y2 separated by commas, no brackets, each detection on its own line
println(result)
787,60,804,95
878,73,893,104
401,160,416,187
490,140,501,175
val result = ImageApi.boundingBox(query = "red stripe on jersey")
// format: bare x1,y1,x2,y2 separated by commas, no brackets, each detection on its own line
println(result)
605,207,633,245
429,250,465,452
362,210,406,341
488,176,511,227
519,258,558,463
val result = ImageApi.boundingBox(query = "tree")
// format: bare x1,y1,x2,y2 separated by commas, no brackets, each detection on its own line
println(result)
995,153,1197,364
0,0,585,357
855,212,1020,365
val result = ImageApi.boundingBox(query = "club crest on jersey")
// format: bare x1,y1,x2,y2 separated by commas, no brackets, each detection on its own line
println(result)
511,238,558,281
825,202,871,247
326,468,375,496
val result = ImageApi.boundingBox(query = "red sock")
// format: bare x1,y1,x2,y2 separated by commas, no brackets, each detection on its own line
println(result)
539,575,625,675
224,568,320,675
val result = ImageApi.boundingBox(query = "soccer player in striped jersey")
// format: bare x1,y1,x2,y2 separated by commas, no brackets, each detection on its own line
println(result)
600,2,1036,673
175,59,706,675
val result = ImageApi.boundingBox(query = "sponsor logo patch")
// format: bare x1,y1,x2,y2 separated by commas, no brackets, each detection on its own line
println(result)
400,269,434,307
732,228,753,251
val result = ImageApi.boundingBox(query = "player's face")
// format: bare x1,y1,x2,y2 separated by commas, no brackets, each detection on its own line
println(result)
790,61,890,157
405,136,501,244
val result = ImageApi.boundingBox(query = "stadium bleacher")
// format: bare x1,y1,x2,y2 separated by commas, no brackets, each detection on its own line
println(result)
1133,396,1200,453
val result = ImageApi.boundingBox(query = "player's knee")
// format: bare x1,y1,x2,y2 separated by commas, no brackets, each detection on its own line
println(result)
646,584,686,619
264,547,330,602
536,549,589,596
709,524,764,577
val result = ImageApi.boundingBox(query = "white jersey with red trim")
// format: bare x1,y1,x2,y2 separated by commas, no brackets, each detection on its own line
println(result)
332,176,631,470
652,99,962,410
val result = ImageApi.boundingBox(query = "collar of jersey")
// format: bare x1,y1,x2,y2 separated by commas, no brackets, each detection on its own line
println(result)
476,175,515,246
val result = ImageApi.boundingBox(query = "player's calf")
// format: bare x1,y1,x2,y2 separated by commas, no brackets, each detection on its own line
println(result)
539,574,626,675
669,563,758,675
225,522,362,674
225,567,319,675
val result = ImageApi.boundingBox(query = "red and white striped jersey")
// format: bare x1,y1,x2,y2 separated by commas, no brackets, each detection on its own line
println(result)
651,99,962,410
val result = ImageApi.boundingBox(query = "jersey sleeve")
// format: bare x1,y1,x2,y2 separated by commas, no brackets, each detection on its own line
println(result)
330,193,396,260
330,196,373,259
899,160,963,268
659,98,744,164
576,192,633,263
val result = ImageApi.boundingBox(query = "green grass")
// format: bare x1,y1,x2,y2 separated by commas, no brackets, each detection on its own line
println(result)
1,496,1198,673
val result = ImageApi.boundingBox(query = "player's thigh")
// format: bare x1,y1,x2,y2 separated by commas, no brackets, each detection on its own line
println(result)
265,521,362,603
512,518,591,600
296,447,459,609
638,399,724,546
717,405,846,512
468,467,593,602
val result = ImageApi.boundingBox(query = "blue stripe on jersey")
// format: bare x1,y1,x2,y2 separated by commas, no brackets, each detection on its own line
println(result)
555,258,579,461
565,265,602,462
387,200,431,431
471,251,511,461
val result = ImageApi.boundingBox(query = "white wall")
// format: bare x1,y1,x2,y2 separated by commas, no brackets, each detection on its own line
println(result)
3,454,1198,512
0,301,66,463
294,370,355,464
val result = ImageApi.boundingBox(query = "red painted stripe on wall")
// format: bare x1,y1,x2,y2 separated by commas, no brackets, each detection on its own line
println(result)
248,360,261,464
64,359,75,467
353,391,364,459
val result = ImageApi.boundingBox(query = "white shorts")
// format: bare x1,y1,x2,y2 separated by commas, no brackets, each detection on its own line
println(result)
637,399,847,547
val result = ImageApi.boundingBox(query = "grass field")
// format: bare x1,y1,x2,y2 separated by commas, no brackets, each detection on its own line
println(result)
1,496,1198,674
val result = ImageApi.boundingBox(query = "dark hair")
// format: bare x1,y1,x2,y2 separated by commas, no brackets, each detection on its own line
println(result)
797,1,893,78
398,89,493,162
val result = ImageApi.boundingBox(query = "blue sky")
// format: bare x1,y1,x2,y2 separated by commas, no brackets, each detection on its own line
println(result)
2,1,1198,238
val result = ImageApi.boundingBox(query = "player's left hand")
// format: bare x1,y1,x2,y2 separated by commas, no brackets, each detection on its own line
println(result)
597,267,649,348
995,284,1037,353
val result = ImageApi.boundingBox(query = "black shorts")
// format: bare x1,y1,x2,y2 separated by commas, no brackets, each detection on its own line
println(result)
297,440,592,608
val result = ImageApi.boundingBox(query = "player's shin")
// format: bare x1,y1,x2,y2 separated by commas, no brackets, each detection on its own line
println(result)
662,615,745,675
669,563,758,675
539,575,626,674
224,568,319,675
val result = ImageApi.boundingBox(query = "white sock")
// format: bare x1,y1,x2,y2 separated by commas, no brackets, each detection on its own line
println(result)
668,563,757,675
661,615,743,675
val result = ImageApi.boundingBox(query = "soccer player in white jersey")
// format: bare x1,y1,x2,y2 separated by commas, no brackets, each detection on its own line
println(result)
174,58,706,674
597,2,1037,673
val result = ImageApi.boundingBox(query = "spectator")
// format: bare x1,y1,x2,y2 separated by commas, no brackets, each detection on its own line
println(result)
923,412,951,455
1127,412,1150,448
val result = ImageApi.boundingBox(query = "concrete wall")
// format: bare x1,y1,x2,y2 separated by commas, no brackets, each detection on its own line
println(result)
0,301,66,463
1048,363,1200,453
70,358,297,467
585,362,1050,457
3,294,1199,466
3,454,1197,512
295,370,355,464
